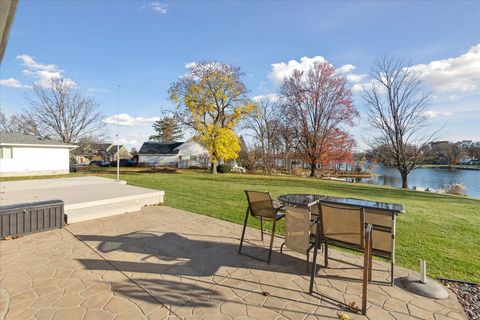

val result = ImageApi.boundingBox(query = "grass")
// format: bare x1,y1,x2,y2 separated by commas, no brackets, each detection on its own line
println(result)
2,168,479,282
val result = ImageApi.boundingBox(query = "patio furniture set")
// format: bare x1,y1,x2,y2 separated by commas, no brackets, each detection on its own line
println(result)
238,190,405,316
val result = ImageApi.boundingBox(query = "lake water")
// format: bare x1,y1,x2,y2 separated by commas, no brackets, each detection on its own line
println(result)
350,164,480,199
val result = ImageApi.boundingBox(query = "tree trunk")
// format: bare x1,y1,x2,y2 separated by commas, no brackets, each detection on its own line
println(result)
400,170,408,189
211,162,217,174
310,163,316,177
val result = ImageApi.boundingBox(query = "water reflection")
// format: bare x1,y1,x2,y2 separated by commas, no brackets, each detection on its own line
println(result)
345,164,480,198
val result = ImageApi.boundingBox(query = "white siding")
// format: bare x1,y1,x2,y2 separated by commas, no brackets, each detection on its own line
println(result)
139,154,178,166
139,141,209,168
0,146,71,176
176,141,209,167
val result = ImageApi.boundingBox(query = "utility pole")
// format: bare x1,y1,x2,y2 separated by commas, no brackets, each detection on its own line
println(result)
116,84,120,182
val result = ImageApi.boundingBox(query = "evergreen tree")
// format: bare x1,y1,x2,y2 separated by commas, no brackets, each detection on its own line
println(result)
149,116,183,142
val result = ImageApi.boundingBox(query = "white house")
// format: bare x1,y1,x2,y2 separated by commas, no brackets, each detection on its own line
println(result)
0,133,76,177
138,140,209,168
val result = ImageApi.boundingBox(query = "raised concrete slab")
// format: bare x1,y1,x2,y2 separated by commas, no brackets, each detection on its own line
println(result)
0,176,164,223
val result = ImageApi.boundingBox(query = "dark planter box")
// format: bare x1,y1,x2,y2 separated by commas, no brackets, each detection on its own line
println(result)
0,200,64,238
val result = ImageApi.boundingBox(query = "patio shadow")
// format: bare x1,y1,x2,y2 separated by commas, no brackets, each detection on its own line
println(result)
76,231,366,314
76,231,310,277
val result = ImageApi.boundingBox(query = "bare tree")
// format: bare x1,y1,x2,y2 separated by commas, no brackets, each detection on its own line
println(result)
278,112,297,173
26,78,104,143
281,62,358,177
245,100,281,174
0,111,41,136
363,57,438,188
0,111,8,132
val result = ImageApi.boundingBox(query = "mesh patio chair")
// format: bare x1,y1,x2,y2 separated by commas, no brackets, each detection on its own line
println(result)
280,204,317,271
365,209,396,285
238,190,285,264
308,202,373,315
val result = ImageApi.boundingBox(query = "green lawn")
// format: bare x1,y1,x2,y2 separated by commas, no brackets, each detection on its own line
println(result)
2,169,479,282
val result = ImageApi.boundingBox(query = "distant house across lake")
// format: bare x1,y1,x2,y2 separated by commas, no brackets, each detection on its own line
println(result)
138,140,209,168
0,133,76,177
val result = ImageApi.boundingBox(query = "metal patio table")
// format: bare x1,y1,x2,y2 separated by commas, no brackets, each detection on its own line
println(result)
278,193,405,285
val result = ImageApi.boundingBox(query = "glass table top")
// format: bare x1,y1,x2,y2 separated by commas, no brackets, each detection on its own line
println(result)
278,194,405,213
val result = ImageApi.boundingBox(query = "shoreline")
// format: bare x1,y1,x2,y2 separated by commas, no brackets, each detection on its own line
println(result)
420,164,480,171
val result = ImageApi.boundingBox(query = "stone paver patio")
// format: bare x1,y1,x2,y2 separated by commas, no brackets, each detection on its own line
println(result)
0,206,466,319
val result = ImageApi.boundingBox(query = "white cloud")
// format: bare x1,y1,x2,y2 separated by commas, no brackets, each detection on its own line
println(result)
103,113,160,127
16,54,76,88
411,43,480,92
0,77,28,88
346,73,366,83
349,44,480,96
140,2,169,14
268,56,363,91
268,56,327,84
337,64,356,74
351,79,378,93
185,61,197,69
352,83,363,93
16,54,57,71
119,138,139,146
425,110,453,118
252,93,280,103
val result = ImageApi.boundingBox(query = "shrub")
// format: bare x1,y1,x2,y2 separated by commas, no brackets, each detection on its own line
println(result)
291,167,304,176
217,164,232,173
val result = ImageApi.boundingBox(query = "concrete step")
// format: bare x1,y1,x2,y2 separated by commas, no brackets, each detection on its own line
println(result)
65,191,164,223
1,176,165,224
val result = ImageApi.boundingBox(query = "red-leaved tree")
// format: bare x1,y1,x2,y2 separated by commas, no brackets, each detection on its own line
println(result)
281,62,359,176
321,129,356,172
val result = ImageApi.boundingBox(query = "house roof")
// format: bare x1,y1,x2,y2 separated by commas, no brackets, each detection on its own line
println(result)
138,141,184,155
106,144,126,153
0,133,76,148
91,143,112,152
0,0,18,63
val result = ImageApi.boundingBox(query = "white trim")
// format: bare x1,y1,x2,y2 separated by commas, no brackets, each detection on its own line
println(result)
0,143,77,149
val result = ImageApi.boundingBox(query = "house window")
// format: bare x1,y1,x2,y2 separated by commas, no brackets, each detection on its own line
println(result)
0,147,13,159
178,155,182,161
190,155,197,161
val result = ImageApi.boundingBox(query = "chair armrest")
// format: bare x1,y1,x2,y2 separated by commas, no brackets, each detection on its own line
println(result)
272,200,286,211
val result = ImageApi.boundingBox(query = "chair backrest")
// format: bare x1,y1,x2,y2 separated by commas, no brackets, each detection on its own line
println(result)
365,209,394,256
318,202,365,248
244,190,275,219
285,205,312,254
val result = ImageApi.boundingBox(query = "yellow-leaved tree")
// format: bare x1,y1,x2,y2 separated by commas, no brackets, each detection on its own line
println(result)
169,61,255,173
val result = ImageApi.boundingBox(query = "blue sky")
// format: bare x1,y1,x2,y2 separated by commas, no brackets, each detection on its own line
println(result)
1,0,479,150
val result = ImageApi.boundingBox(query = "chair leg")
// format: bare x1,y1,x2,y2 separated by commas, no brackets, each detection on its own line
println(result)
324,242,329,269
238,208,249,254
390,260,395,286
362,225,373,316
306,251,310,273
267,219,277,264
260,217,264,242
280,242,285,254
368,248,373,281
309,222,322,294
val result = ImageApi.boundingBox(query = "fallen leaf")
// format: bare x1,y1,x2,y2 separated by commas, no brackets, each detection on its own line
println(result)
3,236,13,240
261,291,270,296
349,301,359,310
337,312,352,320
